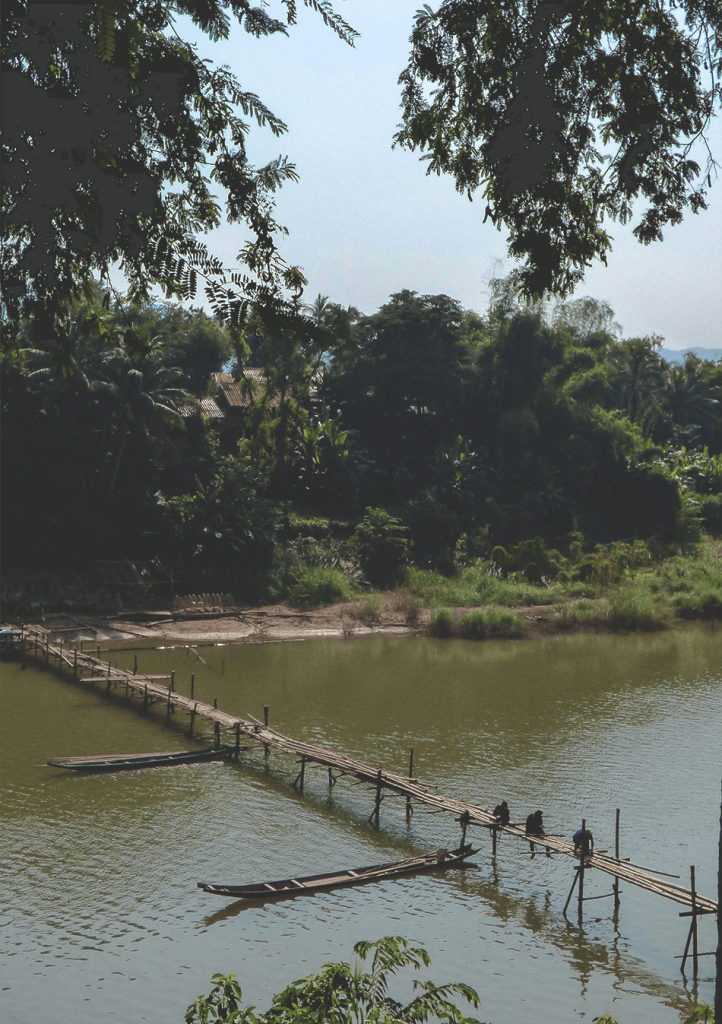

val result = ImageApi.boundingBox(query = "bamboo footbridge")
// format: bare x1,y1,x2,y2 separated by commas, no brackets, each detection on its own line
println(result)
11,627,721,942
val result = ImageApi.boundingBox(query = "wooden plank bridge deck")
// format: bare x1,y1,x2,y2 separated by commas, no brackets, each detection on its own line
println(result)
12,625,720,922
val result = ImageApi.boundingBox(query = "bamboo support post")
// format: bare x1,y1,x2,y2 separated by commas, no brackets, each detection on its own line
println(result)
578,818,586,921
406,748,414,819
492,824,498,856
189,702,197,737
372,769,383,827
133,654,137,675
613,808,621,913
299,755,306,793
691,865,699,979
214,722,220,748
166,686,171,723
563,867,580,917
97,644,100,660
143,683,148,711
715,782,721,1024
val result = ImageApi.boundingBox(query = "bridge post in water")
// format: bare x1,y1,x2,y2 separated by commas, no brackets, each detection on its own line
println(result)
371,769,383,827
715,782,721,1024
578,818,586,921
613,808,621,915
406,748,414,820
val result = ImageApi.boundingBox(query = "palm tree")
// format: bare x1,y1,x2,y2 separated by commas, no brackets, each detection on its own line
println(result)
609,337,666,434
662,354,719,438
98,348,189,498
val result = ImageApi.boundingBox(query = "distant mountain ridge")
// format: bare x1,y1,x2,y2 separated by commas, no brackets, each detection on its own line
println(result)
658,346,722,364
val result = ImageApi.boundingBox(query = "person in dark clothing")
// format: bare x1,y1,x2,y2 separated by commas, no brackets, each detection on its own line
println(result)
493,800,510,826
525,809,550,856
573,827,594,858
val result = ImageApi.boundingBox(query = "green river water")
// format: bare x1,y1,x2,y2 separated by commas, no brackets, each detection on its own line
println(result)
1,626,721,1024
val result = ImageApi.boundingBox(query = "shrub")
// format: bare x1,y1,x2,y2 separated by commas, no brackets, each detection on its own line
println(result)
429,607,454,638
672,590,722,620
607,587,670,631
393,589,423,626
699,494,722,537
286,567,358,610
348,508,410,588
351,593,385,625
459,607,526,639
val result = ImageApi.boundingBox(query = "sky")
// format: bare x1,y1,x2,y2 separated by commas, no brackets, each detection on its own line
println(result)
168,0,722,350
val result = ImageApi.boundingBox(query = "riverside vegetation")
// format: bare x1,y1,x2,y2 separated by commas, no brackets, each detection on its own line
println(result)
4,278,720,630
2,278,720,635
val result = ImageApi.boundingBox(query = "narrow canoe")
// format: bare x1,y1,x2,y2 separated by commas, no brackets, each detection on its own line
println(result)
47,745,232,771
197,845,477,900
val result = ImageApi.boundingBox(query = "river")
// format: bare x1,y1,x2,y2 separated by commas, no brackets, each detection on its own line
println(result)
1,625,720,1023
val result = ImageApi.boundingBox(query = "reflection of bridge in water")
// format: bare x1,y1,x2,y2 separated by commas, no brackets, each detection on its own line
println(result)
12,624,721,994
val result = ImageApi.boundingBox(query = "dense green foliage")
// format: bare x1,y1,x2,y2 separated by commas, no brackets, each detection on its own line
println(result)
2,0,355,360
2,279,719,608
185,937,485,1024
396,0,722,297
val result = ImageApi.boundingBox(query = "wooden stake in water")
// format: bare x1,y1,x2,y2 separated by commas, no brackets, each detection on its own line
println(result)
691,865,699,979
578,818,586,921
714,781,721,1024
613,808,621,913
406,748,414,820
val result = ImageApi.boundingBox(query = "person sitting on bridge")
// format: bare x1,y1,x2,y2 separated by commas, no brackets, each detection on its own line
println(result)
493,800,510,826
526,809,551,856
573,827,594,858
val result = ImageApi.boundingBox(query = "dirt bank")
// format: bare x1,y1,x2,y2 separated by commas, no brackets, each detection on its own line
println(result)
26,594,679,645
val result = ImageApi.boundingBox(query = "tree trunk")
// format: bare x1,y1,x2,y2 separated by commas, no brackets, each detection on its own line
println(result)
107,432,128,499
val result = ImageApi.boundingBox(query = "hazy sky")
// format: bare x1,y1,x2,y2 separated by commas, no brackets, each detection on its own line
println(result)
171,0,722,350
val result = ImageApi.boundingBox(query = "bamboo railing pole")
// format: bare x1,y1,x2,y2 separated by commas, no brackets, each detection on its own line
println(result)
691,866,698,979
563,868,580,917
715,781,721,1024
578,819,586,921
614,808,621,913
406,748,414,819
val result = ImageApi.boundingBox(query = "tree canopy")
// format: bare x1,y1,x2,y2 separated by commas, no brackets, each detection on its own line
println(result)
395,0,722,297
1,0,356,359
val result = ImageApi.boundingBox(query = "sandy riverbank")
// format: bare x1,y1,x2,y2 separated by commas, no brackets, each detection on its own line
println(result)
26,594,647,645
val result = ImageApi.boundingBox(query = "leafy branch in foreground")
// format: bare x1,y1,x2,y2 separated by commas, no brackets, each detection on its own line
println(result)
184,936,487,1024
395,0,722,298
1,0,357,360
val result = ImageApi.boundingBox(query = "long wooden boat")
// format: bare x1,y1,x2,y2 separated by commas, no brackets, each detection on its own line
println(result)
47,746,232,771
197,845,477,900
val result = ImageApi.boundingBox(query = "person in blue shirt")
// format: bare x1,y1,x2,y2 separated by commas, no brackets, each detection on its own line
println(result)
573,827,594,858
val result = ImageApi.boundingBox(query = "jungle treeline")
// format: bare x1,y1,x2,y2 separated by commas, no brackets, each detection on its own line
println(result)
2,276,720,603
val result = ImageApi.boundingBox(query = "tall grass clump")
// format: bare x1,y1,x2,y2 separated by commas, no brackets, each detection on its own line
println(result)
406,562,555,608
551,598,608,628
429,607,454,638
351,593,385,625
607,584,671,631
287,567,358,610
459,607,526,639
428,606,526,639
